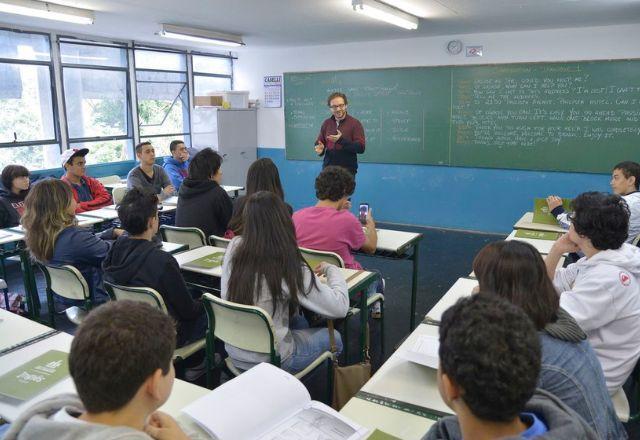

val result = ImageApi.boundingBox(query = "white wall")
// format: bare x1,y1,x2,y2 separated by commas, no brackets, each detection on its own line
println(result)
233,23,640,149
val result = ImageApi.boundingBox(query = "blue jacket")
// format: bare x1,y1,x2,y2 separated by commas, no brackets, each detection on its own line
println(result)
538,310,626,439
163,157,190,190
49,226,115,302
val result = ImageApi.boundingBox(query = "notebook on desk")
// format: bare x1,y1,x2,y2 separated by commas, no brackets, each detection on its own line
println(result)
0,350,69,401
532,198,572,225
514,229,560,241
183,252,225,270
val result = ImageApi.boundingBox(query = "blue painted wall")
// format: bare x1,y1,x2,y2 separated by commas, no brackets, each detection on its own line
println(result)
258,147,611,234
30,159,160,180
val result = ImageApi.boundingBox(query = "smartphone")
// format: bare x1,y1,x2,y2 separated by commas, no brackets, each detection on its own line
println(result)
358,203,370,225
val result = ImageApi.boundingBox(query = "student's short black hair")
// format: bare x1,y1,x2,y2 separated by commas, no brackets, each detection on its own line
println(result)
571,191,629,250
117,187,158,235
315,166,355,201
69,301,175,413
439,293,541,422
1,164,29,190
613,161,640,191
135,141,152,155
169,140,185,153
188,148,223,181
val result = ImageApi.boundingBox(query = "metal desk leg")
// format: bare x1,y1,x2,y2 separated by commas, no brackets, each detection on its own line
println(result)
360,287,368,362
410,242,420,331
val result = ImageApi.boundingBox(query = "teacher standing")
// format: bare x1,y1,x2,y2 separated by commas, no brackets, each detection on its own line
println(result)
314,92,365,175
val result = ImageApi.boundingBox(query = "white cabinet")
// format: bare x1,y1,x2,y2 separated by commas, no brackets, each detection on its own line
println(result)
192,107,257,188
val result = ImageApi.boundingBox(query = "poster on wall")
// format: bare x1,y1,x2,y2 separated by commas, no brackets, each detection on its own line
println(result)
264,75,282,108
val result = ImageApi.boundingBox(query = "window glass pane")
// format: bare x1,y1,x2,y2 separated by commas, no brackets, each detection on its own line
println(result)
60,43,127,68
0,144,60,171
63,68,129,139
137,71,189,137
194,75,231,95
135,50,186,71
70,139,133,164
139,135,191,157
0,63,55,143
192,55,232,75
0,29,50,61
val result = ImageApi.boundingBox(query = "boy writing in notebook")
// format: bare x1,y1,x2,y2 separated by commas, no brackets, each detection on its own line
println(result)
5,301,190,440
547,161,640,243
424,294,597,439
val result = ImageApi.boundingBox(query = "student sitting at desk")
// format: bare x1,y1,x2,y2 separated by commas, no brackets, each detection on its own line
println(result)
473,240,626,439
226,157,292,238
60,148,112,213
103,188,206,348
176,148,232,238
293,166,383,314
545,191,640,395
0,164,30,228
163,139,190,191
5,301,191,440
22,179,122,304
222,191,349,373
423,294,597,440
547,161,640,243
127,141,175,201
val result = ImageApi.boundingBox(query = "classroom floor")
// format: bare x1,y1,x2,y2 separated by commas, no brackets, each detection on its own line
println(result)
4,224,639,438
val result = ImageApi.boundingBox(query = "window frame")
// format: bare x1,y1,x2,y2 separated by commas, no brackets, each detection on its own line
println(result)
191,51,234,95
133,45,192,147
0,27,61,150
58,37,134,147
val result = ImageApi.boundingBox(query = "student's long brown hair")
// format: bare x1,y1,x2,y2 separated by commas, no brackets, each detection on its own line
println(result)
227,158,285,235
22,179,76,262
227,191,315,314
472,240,559,330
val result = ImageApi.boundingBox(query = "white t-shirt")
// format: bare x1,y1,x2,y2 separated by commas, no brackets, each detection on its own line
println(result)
623,191,640,243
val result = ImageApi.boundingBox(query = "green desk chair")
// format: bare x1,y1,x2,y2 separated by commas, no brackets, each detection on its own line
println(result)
104,282,206,364
201,293,333,399
111,186,128,204
299,247,385,363
160,225,207,250
209,235,231,248
40,264,92,328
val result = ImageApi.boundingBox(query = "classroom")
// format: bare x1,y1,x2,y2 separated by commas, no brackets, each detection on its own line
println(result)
0,1,640,439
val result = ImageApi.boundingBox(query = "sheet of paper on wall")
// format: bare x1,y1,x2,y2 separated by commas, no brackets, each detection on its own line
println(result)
402,335,439,369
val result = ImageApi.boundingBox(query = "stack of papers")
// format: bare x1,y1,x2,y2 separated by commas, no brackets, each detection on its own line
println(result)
402,335,439,369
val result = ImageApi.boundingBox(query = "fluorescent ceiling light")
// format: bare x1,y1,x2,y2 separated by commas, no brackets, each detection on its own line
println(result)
160,24,244,47
0,0,94,24
352,0,419,30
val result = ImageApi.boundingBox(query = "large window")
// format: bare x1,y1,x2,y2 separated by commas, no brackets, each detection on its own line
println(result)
60,40,133,164
0,29,60,170
135,48,190,157
192,53,232,96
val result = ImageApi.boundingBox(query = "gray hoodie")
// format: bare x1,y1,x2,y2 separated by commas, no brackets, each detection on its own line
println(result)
3,394,151,440
422,389,598,440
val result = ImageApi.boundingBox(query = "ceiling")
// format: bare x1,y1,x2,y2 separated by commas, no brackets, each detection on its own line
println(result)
0,0,639,51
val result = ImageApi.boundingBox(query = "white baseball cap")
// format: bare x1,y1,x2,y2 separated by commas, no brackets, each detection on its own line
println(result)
61,148,89,167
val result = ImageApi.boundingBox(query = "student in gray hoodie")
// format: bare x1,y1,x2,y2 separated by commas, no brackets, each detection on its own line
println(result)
4,301,190,440
423,294,598,440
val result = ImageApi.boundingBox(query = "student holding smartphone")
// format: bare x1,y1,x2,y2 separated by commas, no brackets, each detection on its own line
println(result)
293,166,384,316
314,92,365,176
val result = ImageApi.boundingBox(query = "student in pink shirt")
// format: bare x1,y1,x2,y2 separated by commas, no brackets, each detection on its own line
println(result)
293,166,383,314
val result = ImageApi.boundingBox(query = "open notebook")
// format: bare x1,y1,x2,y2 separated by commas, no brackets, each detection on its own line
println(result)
182,363,368,440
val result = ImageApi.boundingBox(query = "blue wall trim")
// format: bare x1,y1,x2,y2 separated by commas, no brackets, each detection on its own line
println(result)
258,147,611,234
29,159,163,180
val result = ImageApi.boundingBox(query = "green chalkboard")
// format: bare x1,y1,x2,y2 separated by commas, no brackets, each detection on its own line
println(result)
284,60,640,173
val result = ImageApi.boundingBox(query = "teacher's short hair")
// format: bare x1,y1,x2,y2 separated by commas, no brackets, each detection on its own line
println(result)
327,92,348,106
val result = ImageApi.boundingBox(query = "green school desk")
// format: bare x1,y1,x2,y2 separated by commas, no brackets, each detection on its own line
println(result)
513,212,567,234
357,228,423,331
340,323,451,439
